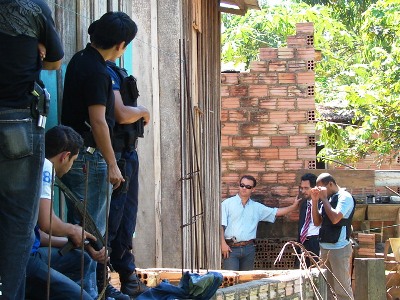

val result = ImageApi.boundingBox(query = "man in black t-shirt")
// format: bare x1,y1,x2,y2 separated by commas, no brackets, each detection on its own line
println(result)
61,12,137,300
0,1,63,299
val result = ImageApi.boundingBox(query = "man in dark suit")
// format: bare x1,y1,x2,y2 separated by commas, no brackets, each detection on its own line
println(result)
297,173,320,267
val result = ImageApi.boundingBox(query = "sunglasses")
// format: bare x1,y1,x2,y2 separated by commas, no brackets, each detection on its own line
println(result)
239,183,253,189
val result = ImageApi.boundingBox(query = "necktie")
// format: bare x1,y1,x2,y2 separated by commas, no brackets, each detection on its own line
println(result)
300,202,311,244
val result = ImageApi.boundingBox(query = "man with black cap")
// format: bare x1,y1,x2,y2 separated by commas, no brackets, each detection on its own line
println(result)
61,11,139,300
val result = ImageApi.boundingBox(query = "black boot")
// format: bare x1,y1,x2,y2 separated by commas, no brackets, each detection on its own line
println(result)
120,272,149,298
97,263,130,300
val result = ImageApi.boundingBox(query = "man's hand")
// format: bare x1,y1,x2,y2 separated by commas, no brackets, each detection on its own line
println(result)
108,162,124,190
311,186,327,203
221,241,232,259
38,43,46,60
68,224,97,248
86,245,108,263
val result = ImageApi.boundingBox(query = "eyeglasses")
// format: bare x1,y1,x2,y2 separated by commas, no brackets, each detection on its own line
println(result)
239,183,253,189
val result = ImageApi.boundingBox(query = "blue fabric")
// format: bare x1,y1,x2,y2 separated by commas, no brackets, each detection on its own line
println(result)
221,194,277,242
26,247,93,299
222,243,256,271
0,108,44,299
31,225,41,254
136,271,223,300
108,150,139,274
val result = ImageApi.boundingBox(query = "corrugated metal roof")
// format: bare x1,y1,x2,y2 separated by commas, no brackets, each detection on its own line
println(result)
220,0,260,15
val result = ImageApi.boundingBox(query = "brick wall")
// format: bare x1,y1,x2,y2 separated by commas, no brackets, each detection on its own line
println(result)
221,23,317,236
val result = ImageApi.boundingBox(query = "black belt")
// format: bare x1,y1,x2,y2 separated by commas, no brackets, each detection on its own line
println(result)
305,235,319,241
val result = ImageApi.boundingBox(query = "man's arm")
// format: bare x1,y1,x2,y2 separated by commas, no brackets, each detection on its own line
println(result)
220,226,231,259
113,90,150,125
37,199,95,247
88,104,124,189
42,60,62,70
275,196,301,217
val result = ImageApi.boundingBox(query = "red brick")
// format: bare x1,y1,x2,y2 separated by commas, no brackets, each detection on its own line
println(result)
268,61,287,72
269,86,288,97
232,137,251,147
222,149,240,160
239,73,258,84
287,36,308,47
221,123,239,135
221,110,228,122
221,173,241,184
221,97,240,109
260,173,278,184
298,147,316,159
229,110,248,122
286,211,299,222
250,111,269,123
241,148,260,159
241,123,259,135
221,85,229,97
278,48,295,59
248,85,268,97
287,61,307,72
277,98,296,110
289,136,308,147
247,160,267,172
271,136,289,147
296,22,314,34
284,160,305,170
269,111,288,123
271,185,290,196
260,148,279,160
297,72,315,84
249,61,268,72
288,86,308,98
221,136,233,147
277,172,297,184
229,86,248,97
252,136,271,147
221,73,239,84
266,160,285,171
278,73,296,84
259,48,278,60
227,161,247,171
259,98,277,110
241,97,259,107
259,124,278,135
220,160,228,171
297,97,315,109
279,148,298,160
296,48,315,59
288,111,307,122
258,73,278,84
298,123,315,134
278,124,297,134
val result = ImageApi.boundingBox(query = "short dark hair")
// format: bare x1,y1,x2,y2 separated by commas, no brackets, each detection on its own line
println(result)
316,172,337,186
88,12,138,49
45,125,83,159
240,175,257,188
300,173,317,188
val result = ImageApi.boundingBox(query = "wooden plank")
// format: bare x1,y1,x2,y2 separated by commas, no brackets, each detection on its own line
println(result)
354,258,386,300
295,169,375,189
375,171,400,186
367,205,400,221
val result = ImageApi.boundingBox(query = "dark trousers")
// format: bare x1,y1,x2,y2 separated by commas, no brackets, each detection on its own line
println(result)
295,236,320,268
108,150,139,274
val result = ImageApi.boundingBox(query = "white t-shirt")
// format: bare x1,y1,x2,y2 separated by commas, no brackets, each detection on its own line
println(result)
41,158,54,199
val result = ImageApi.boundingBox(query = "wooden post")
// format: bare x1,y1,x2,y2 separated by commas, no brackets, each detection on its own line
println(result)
354,258,386,300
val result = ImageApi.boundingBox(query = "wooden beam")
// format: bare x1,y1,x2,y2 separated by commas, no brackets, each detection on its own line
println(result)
375,170,400,187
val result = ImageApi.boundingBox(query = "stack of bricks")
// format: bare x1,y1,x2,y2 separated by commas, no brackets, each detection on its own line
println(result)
254,238,295,270
355,232,376,258
221,22,317,226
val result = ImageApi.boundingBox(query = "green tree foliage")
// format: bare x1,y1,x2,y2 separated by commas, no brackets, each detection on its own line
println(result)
221,0,400,164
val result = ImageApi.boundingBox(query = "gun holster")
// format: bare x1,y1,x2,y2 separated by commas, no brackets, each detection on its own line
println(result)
30,81,50,128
